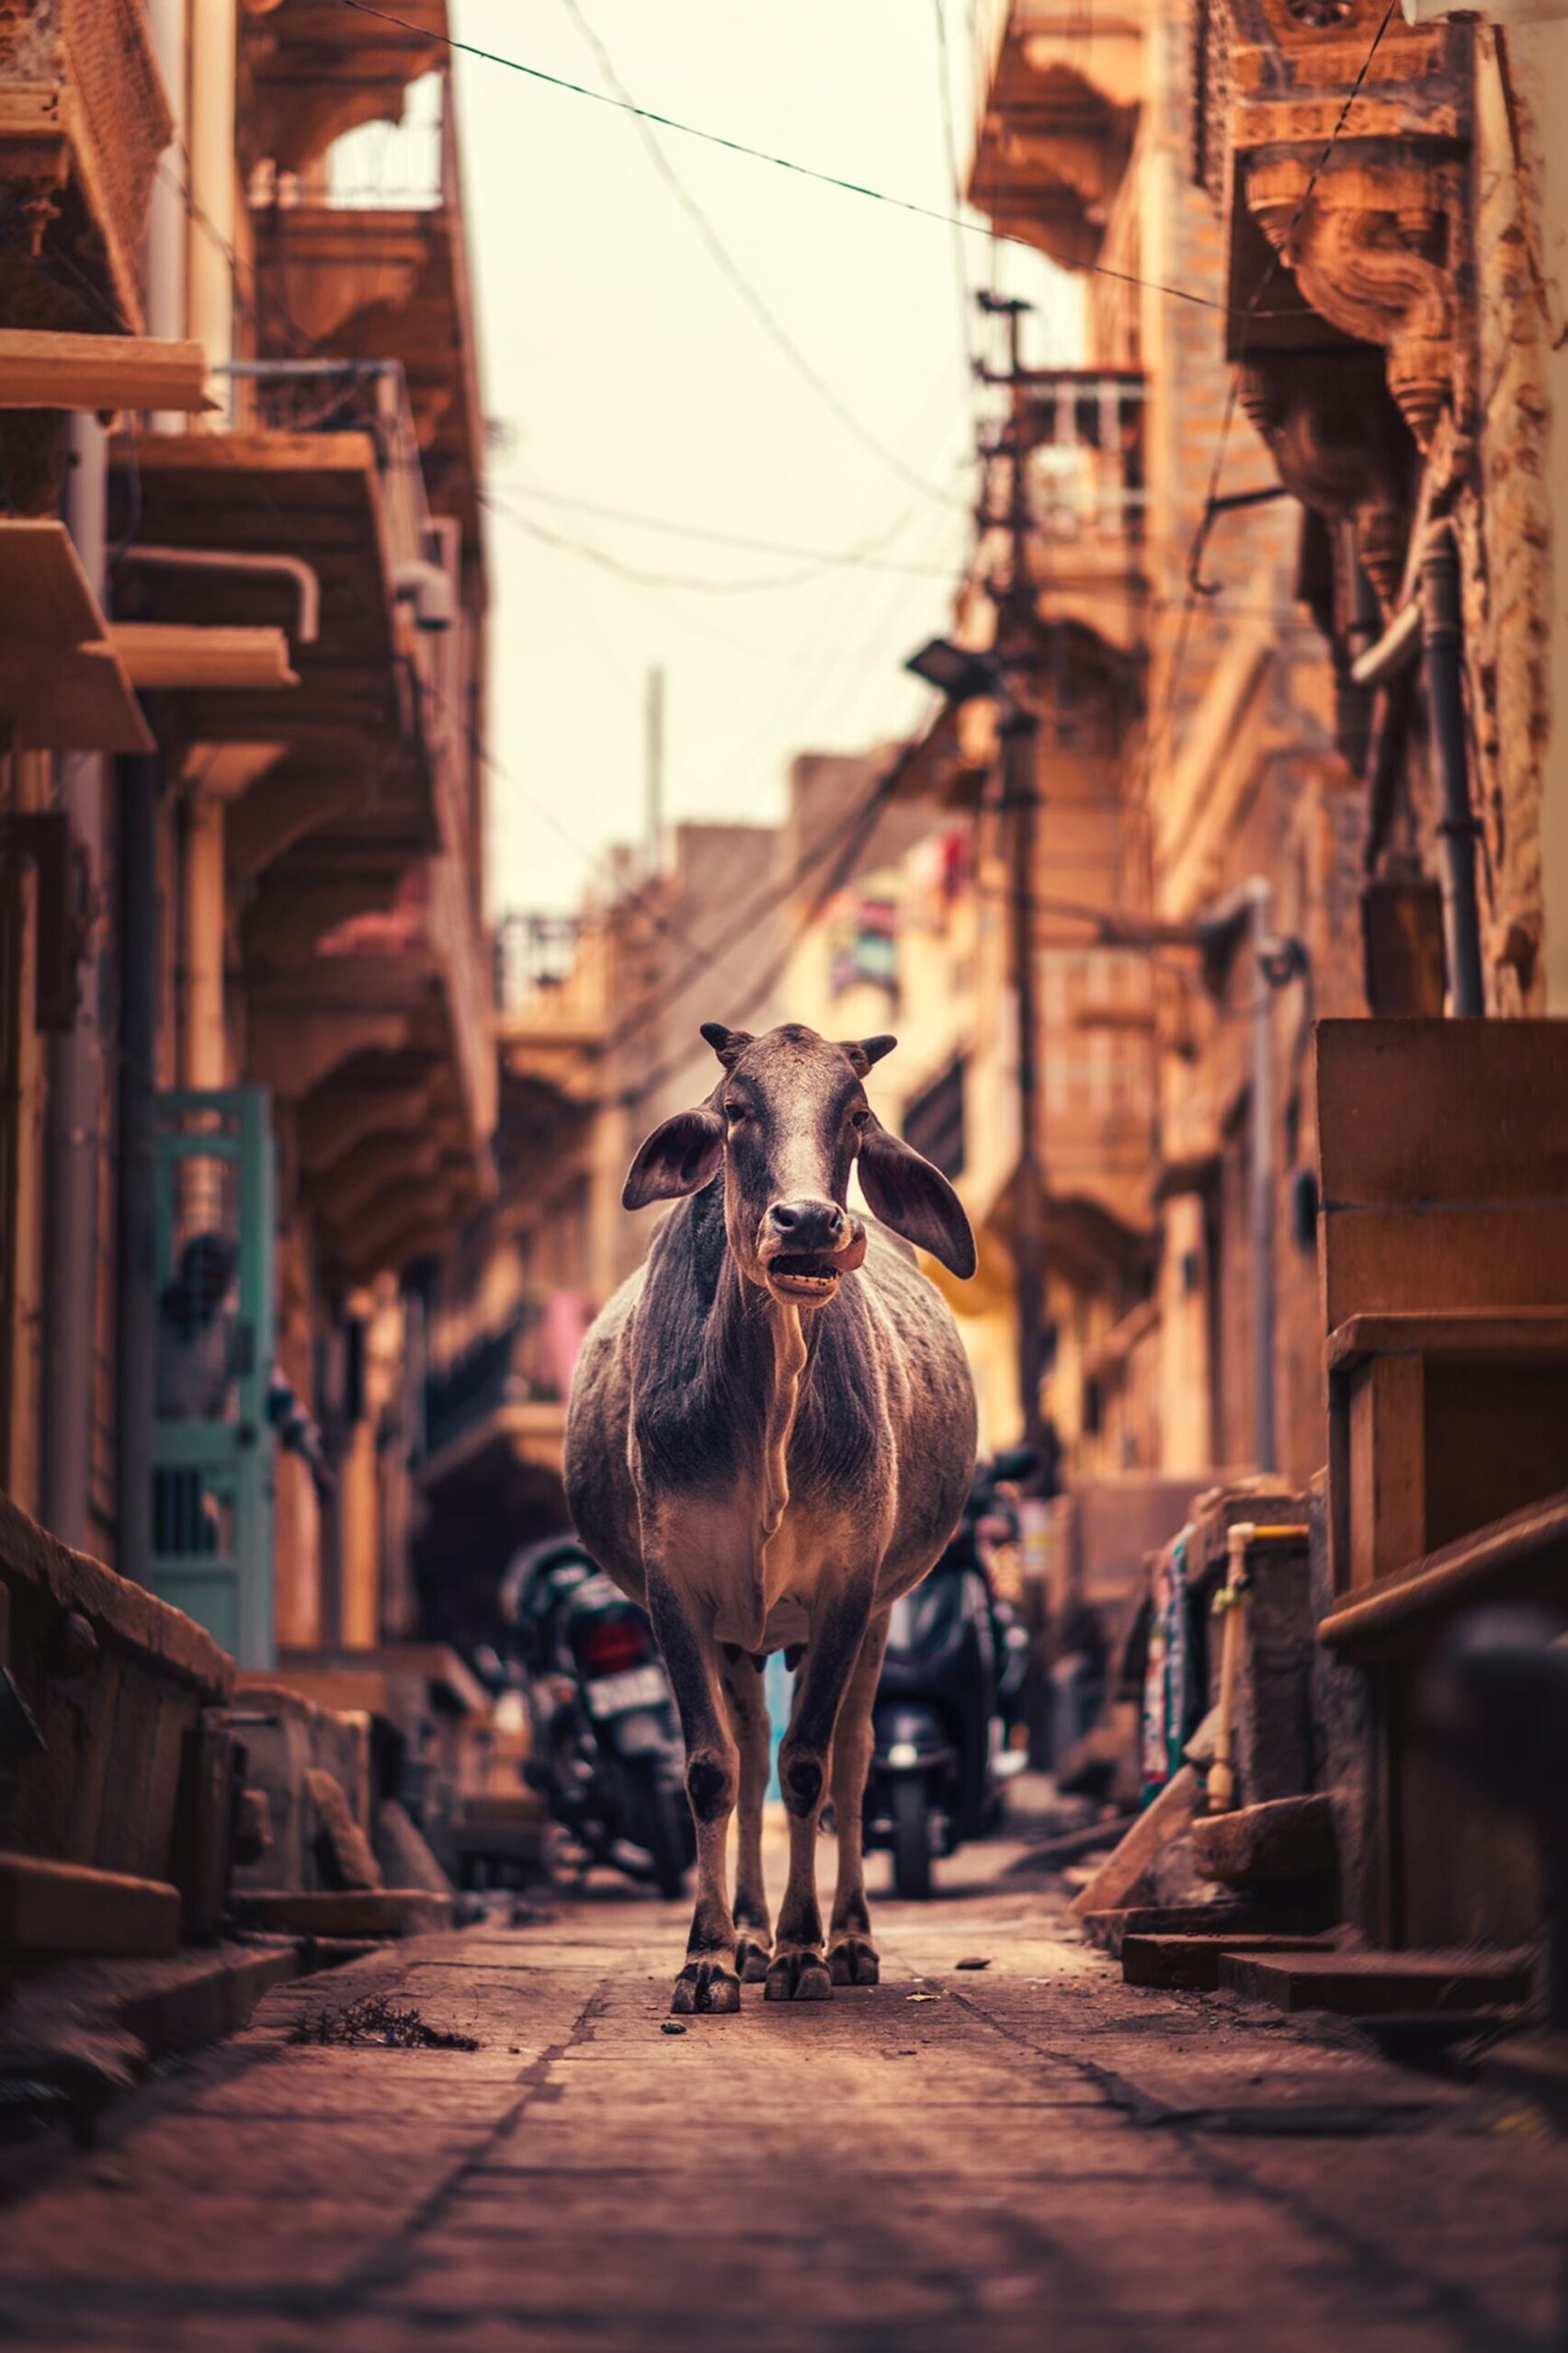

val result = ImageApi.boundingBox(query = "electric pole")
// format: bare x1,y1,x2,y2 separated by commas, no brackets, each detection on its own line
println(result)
645,664,665,882
978,291,1049,1456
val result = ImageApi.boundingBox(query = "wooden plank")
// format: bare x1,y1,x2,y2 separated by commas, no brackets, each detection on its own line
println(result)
1316,1017,1568,1208
0,1853,181,1957
1328,1309,1568,1371
1319,1484,1568,1654
110,622,299,692
1322,1204,1568,1328
1347,1353,1424,1590
0,330,214,413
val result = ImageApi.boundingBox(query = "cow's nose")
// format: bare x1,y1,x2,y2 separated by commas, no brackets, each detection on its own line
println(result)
767,1199,849,1254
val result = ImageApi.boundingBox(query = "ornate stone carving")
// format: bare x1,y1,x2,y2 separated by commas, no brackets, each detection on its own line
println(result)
1236,353,1413,608
1243,153,1457,450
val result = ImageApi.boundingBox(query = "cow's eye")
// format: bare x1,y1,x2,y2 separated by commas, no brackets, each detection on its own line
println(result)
850,1107,870,1132
723,1099,748,1123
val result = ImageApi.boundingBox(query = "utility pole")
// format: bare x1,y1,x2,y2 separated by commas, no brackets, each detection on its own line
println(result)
979,291,1049,1455
644,664,665,883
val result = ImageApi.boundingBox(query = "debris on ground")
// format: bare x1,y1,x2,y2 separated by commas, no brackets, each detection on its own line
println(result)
955,1957,992,1971
287,1996,479,2052
661,2021,687,2036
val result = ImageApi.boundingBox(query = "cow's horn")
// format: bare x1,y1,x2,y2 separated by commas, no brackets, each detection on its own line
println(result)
841,1034,897,1075
700,1022,753,1068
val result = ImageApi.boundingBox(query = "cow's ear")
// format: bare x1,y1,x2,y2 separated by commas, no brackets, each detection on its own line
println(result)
699,1022,753,1071
840,1033,897,1077
623,1105,725,1210
856,1115,976,1278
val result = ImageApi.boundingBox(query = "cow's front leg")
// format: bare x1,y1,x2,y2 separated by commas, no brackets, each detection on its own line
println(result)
768,1577,873,2003
827,1606,891,1987
722,1654,773,1982
647,1565,741,2015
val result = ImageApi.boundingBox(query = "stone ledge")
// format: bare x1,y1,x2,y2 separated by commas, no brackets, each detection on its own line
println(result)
0,1492,231,1701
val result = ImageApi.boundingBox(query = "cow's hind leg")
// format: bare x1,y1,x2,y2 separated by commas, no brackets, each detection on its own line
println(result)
768,1578,873,2003
648,1567,741,2015
722,1655,772,1982
828,1607,891,1986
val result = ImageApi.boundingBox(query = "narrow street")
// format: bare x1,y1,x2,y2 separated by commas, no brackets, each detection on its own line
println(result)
2,1836,1563,2353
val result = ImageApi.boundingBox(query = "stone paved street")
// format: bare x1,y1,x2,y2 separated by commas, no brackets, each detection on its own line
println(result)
1,1838,1564,2353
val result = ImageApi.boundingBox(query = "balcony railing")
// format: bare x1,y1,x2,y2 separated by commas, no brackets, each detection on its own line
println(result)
494,913,586,1012
424,1290,596,1461
1024,370,1146,543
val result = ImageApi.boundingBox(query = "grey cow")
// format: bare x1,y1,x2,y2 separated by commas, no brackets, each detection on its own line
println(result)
564,1021,978,2013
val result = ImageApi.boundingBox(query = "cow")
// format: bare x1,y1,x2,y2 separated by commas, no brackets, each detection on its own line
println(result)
564,1020,978,2014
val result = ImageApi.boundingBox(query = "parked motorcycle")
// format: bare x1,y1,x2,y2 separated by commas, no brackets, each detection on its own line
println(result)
864,1450,1035,1898
501,1537,693,1898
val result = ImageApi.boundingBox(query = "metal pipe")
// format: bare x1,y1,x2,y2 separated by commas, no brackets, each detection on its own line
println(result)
187,0,237,412
1422,524,1485,1017
1207,1521,1255,1814
41,415,108,1550
115,733,160,1588
118,547,321,645
1349,596,1422,690
1248,879,1278,1475
143,0,187,436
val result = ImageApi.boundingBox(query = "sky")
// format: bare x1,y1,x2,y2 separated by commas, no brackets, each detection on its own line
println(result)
427,0,1075,915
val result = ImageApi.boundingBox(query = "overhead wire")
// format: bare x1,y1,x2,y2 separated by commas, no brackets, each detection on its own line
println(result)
555,0,964,514
338,0,1307,324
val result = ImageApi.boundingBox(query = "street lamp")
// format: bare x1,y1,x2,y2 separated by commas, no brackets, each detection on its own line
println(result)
903,636,1006,710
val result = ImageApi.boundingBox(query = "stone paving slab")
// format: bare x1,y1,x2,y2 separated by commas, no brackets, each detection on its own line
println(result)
0,1846,1562,2353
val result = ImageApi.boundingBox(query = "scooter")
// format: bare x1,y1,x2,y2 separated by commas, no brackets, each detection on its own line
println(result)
502,1537,694,1898
863,1451,1034,1898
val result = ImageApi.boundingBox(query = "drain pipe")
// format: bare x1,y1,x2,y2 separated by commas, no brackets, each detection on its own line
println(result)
1349,522,1483,1017
1422,526,1484,1017
118,547,321,647
1247,880,1278,1478
41,415,108,1550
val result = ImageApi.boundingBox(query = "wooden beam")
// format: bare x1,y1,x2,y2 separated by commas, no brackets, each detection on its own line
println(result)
0,330,216,414
111,622,299,692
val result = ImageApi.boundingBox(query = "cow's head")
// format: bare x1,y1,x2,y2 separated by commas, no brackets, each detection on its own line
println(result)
622,1022,976,1307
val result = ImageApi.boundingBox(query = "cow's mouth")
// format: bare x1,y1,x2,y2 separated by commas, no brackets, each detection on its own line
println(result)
762,1228,867,1305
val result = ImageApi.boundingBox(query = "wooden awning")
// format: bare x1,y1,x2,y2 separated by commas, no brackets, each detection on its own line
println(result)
0,332,214,415
0,520,151,754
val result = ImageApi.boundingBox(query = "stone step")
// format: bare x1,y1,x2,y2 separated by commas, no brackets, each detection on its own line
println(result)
1121,1931,1340,1991
0,1854,181,1958
234,1887,454,1939
1078,1899,1264,1957
1221,1947,1534,2016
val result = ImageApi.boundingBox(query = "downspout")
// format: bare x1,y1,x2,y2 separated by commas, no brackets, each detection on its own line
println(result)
1247,880,1278,1477
1349,522,1484,1016
1422,525,1485,1017
41,415,107,1549
144,0,187,436
187,0,236,415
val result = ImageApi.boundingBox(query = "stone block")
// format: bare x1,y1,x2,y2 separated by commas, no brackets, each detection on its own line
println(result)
0,1852,182,1956
1191,1793,1338,1888
1221,1947,1534,2017
234,1888,453,1938
1120,1931,1337,1991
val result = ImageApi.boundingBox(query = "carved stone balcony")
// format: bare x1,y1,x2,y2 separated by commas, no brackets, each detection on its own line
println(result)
970,2,1143,270
238,0,447,180
0,0,170,336
1192,0,1471,606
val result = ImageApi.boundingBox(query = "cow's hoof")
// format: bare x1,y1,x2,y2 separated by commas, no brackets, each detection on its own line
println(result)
671,1960,742,2015
735,1935,772,1984
765,1948,833,2003
829,1937,880,1986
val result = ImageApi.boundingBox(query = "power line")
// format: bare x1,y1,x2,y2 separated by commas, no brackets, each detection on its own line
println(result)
339,0,1290,322
486,478,941,569
481,486,962,591
556,0,964,515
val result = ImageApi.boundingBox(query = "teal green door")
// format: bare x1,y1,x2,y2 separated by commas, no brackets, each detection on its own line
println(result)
151,1086,277,1668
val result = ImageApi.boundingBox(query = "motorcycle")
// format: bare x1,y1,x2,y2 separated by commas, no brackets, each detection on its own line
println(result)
863,1449,1035,1899
502,1537,694,1898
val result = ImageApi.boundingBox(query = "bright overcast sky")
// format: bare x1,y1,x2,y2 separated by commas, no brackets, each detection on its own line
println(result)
443,0,1074,914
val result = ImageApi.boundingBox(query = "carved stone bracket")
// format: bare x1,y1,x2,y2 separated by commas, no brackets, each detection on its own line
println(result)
1243,150,1460,451
1236,351,1413,608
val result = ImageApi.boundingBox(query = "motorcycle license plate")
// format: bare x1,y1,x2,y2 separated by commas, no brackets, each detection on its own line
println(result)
585,1665,667,1718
